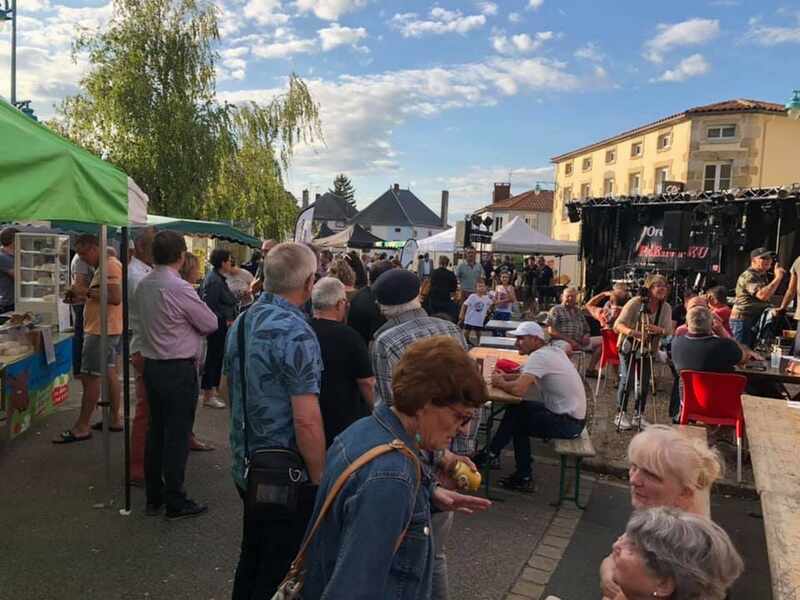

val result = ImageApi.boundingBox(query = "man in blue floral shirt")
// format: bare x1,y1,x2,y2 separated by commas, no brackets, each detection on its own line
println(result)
224,242,325,600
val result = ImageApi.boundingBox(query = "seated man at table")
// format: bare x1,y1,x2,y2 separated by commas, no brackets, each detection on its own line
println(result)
547,287,602,376
473,322,586,492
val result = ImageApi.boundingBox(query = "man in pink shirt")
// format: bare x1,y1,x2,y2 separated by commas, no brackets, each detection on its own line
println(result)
134,231,218,520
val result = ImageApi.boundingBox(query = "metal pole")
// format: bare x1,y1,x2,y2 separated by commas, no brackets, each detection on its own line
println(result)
120,228,131,513
98,225,112,507
10,0,16,105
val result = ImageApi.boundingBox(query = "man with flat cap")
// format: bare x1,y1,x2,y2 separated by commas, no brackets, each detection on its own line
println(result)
369,268,473,600
730,247,785,347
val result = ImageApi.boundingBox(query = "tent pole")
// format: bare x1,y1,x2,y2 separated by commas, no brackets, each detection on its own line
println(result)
98,224,112,507
120,227,131,513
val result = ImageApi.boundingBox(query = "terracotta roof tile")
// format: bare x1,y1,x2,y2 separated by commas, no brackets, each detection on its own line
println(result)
475,189,554,214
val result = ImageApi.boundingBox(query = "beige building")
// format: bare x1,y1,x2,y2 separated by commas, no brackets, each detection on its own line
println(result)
474,183,554,236
551,99,800,243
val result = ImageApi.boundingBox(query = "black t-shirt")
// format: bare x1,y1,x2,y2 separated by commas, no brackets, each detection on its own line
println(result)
671,334,743,374
428,267,458,303
310,318,373,447
347,286,386,344
523,266,538,287
536,265,553,286
672,304,687,327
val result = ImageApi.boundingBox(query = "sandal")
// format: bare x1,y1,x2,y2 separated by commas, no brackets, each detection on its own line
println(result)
91,421,123,432
53,430,92,444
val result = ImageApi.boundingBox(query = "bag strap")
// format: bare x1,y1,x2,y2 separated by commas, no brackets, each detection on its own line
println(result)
283,439,422,580
237,312,250,464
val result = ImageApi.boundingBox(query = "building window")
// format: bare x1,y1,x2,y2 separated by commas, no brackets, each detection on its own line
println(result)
580,183,591,199
605,148,616,164
603,177,615,196
703,163,732,192
655,167,669,193
412,229,418,238
629,173,641,195
394,227,402,233
582,157,592,171
524,217,530,225
657,133,671,150
561,187,572,220
707,125,736,139
565,162,573,176
631,141,643,158
427,230,433,237
494,216,504,231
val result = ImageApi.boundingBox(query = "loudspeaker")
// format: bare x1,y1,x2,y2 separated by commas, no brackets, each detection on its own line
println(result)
663,210,691,251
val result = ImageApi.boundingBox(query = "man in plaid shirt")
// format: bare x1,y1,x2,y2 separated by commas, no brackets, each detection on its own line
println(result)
370,268,480,600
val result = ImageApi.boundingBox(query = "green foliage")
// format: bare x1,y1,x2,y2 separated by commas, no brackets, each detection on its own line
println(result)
330,173,356,207
53,0,321,239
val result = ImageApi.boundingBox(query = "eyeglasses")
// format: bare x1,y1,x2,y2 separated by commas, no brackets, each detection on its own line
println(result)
448,406,474,427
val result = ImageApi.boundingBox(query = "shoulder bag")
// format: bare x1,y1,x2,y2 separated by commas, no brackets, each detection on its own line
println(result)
272,438,422,600
238,312,309,514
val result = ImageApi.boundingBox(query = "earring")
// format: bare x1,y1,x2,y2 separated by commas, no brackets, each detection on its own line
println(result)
415,432,423,446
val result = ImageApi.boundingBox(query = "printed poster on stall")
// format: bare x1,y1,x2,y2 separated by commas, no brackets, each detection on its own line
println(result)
4,337,72,440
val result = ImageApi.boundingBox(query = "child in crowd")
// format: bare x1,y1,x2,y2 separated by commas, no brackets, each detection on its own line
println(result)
459,279,494,346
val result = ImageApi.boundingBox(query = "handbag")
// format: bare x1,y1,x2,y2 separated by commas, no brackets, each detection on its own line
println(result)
272,439,422,600
238,312,309,514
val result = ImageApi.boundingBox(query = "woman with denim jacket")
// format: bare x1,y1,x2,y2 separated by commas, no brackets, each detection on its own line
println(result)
301,336,492,599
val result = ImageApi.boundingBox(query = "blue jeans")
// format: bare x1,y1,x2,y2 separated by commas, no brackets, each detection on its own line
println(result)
489,400,585,478
730,318,756,348
616,351,653,415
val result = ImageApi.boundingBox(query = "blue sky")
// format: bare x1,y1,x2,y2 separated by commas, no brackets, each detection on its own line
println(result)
3,0,800,221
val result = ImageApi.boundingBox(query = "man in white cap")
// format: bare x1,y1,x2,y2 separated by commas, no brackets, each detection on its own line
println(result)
474,321,586,492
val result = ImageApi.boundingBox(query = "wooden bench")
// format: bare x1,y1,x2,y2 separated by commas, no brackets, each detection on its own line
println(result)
553,429,596,509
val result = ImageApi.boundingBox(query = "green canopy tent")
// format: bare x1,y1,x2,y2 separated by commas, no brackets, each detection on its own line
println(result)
0,98,149,514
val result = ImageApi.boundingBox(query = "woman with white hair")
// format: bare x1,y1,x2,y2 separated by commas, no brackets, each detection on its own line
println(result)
601,425,724,598
608,507,743,600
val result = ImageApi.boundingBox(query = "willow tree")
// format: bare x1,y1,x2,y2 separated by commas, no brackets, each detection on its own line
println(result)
55,0,321,238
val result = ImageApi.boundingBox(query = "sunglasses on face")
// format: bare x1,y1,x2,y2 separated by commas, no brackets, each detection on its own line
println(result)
448,406,474,427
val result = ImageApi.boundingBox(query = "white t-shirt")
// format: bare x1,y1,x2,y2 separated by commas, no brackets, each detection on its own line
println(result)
463,292,493,327
521,345,586,420
128,256,153,354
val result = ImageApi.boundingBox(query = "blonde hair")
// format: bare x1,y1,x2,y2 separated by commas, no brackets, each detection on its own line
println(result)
179,252,200,282
644,274,668,289
329,257,356,288
628,425,722,514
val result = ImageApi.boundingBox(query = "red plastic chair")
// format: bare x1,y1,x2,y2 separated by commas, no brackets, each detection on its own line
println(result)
595,329,621,397
679,370,748,482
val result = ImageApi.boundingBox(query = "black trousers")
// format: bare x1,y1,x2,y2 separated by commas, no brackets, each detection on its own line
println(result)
71,304,85,376
232,485,316,600
143,358,198,510
201,326,226,391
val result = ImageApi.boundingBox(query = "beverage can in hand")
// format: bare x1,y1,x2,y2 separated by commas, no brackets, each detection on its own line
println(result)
452,461,482,492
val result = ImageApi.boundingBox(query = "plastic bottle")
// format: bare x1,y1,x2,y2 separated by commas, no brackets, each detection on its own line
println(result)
771,344,782,369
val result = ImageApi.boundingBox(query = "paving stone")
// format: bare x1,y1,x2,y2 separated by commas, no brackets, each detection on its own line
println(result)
505,594,529,600
551,516,579,530
536,544,565,560
545,525,574,539
521,567,551,585
540,535,570,550
511,580,545,598
528,555,558,571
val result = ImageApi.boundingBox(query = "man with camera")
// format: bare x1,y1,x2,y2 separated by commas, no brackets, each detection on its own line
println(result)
612,274,673,430
731,247,785,348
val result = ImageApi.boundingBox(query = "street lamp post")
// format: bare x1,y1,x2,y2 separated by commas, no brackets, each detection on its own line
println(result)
786,89,800,121
1,0,15,105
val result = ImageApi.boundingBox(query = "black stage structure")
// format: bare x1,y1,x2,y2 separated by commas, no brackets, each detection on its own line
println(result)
570,186,800,298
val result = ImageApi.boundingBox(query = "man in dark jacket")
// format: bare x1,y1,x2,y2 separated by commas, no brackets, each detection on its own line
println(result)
347,259,394,344
427,255,458,321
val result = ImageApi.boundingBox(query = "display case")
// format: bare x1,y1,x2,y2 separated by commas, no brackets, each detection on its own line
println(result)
13,233,71,331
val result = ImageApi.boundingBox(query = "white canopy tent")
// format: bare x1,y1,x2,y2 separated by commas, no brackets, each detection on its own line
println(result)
416,227,456,253
491,217,579,255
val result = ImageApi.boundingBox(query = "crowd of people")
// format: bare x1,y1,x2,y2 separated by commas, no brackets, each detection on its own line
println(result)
32,231,773,600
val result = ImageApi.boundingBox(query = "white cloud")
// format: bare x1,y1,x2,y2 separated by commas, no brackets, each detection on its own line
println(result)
295,0,368,21
477,2,498,16
746,14,800,45
528,0,544,10
242,0,291,26
653,53,710,82
221,56,582,184
318,23,368,51
391,8,487,37
508,12,521,23
643,18,719,63
432,165,554,209
251,37,318,59
574,42,604,62
492,31,554,55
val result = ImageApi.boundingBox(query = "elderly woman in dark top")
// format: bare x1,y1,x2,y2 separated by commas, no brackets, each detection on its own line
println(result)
606,507,742,600
200,248,238,409
301,336,492,599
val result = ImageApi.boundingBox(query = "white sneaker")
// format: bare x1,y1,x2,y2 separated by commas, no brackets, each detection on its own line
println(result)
615,413,632,431
203,397,226,409
632,413,651,429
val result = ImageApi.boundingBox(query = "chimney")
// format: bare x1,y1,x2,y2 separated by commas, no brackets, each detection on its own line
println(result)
315,192,321,201
493,183,511,204
302,189,309,209
393,183,400,193
440,190,449,228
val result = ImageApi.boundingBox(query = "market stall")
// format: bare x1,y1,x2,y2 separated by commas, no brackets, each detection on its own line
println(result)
0,98,148,512
314,223,385,249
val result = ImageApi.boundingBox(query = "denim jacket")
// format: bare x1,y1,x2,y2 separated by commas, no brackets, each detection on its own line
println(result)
301,403,435,600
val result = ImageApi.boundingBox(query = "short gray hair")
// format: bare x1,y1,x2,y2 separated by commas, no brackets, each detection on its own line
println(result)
626,507,743,600
312,277,345,310
379,298,422,318
264,242,317,294
686,306,713,334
